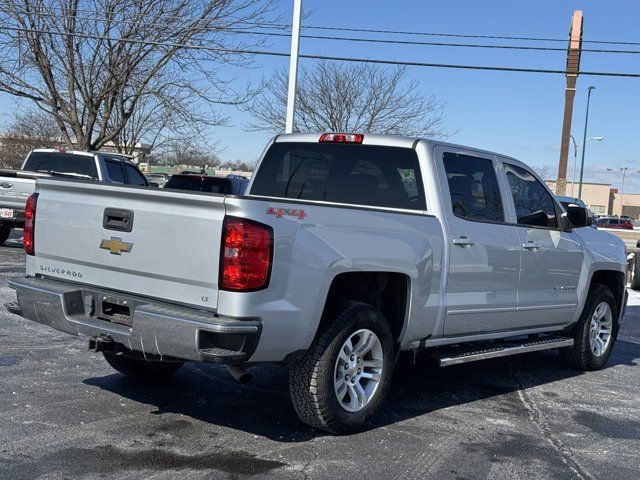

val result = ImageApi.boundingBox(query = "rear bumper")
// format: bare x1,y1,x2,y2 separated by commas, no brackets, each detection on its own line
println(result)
8,276,261,365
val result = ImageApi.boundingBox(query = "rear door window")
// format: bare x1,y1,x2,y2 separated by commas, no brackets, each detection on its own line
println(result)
23,152,98,179
442,152,504,223
250,142,426,210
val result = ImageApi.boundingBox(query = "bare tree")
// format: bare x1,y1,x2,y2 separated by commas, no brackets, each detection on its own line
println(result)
0,110,60,168
246,61,449,138
532,165,553,180
0,0,274,151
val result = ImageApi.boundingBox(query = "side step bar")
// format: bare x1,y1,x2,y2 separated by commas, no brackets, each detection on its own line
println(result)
431,336,574,367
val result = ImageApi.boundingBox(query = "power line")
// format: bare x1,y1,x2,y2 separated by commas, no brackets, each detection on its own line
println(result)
4,5,640,47
3,10,640,56
2,24,640,78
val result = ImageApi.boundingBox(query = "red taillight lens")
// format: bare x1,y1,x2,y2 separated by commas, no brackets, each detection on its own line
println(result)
319,132,364,144
24,193,38,255
220,217,273,291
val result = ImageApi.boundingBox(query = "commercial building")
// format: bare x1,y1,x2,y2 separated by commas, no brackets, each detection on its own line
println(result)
545,180,614,216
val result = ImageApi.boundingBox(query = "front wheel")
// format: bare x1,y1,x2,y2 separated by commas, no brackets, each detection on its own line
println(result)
289,302,395,434
102,350,184,380
560,284,618,370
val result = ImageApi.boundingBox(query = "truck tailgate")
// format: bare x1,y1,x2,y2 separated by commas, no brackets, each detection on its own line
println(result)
31,179,225,309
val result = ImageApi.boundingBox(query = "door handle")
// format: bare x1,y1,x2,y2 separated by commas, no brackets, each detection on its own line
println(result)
522,241,541,251
452,236,474,247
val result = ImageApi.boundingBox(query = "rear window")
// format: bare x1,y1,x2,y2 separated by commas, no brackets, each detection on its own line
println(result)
23,151,98,179
165,176,231,193
250,142,425,210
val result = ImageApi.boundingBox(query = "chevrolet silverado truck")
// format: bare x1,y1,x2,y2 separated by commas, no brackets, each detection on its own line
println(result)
8,133,627,434
0,149,149,244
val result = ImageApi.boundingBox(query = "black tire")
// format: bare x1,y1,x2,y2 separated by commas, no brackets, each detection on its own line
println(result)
560,284,618,370
102,351,183,380
631,254,640,291
0,225,11,246
289,301,395,434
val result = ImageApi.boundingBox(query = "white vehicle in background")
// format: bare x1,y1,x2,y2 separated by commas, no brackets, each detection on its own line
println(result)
9,133,628,433
0,149,150,244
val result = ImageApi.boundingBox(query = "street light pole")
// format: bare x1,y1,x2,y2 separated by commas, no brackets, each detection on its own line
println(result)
569,135,578,196
570,135,603,196
285,0,302,134
578,86,596,197
607,167,640,216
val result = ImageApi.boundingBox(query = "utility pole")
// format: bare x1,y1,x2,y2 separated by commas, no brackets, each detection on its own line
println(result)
556,10,583,196
285,0,302,134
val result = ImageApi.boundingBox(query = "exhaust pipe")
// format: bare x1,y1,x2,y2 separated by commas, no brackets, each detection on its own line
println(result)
228,365,252,384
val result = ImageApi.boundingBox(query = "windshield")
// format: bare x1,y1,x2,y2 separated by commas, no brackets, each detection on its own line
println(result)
24,152,98,179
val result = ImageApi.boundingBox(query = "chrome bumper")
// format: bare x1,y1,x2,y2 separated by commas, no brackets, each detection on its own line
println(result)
8,276,261,364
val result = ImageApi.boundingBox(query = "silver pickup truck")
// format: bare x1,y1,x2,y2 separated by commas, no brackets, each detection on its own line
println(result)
0,149,149,244
8,133,627,433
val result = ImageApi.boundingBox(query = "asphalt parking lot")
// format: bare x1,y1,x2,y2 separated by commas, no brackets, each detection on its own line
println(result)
0,233,639,479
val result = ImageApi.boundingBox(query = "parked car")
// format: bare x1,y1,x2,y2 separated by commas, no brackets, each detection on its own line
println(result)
596,217,634,230
555,195,597,228
164,173,249,195
0,149,149,245
145,173,171,188
8,133,627,434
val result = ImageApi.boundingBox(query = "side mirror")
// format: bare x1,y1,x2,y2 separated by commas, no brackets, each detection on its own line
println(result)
565,204,591,228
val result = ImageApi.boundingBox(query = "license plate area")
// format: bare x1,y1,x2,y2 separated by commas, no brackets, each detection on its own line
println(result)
99,295,132,326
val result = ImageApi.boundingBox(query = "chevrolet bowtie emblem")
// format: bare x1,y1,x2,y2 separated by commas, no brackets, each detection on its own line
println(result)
100,237,133,255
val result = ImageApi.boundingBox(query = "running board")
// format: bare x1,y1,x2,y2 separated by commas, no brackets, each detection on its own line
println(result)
431,336,574,367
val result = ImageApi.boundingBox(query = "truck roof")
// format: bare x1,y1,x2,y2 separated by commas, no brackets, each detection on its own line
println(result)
30,149,134,162
273,133,524,168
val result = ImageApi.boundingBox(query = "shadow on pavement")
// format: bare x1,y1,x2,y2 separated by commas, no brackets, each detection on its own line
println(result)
84,318,639,441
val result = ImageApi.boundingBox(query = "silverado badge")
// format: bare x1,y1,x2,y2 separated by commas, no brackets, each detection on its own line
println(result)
100,237,133,255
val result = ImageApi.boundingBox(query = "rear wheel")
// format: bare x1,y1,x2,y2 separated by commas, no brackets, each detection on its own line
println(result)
102,350,183,380
0,225,11,245
289,302,394,434
560,284,618,370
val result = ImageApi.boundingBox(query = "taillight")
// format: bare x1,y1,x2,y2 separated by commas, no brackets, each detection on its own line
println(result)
319,132,364,144
24,193,38,255
220,217,273,291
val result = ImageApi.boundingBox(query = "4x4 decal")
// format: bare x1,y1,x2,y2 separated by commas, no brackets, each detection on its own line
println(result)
266,207,307,220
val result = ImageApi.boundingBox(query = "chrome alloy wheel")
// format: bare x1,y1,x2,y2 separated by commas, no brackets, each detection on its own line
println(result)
334,329,384,413
589,301,613,358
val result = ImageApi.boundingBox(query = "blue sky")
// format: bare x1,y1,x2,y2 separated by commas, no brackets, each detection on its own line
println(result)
2,1,640,191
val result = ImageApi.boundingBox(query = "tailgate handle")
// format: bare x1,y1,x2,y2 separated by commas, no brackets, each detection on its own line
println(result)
103,208,134,232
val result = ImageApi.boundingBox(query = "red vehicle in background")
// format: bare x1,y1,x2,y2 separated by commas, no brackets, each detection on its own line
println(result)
596,217,634,230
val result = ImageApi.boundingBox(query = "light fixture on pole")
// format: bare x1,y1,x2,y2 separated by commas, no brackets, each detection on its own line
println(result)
578,86,596,198
569,135,603,196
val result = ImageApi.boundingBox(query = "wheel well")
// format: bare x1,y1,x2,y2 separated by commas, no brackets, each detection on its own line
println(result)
319,272,409,345
591,270,625,315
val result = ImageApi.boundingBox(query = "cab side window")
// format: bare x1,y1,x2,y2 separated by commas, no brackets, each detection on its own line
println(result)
442,153,504,223
504,163,559,229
